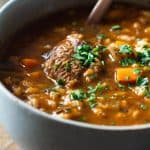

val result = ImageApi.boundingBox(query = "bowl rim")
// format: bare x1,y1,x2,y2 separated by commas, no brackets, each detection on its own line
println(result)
1,0,150,131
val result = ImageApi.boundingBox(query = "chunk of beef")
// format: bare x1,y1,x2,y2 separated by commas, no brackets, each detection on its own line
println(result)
43,33,84,84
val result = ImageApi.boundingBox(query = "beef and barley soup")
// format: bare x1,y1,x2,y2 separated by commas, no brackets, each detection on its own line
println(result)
0,4,150,126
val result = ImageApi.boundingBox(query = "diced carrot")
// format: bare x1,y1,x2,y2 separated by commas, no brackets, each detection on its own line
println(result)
115,40,126,46
21,58,39,68
116,67,141,83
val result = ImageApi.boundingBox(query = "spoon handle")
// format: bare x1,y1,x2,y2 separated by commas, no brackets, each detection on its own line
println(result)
87,0,112,24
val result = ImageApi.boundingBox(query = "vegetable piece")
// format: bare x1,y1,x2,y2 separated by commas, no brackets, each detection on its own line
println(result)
21,58,39,68
119,45,133,54
116,68,141,83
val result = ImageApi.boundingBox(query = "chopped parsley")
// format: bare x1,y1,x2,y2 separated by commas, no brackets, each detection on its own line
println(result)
111,122,116,126
90,74,97,79
69,82,108,109
111,25,122,31
145,91,150,98
87,82,108,108
73,43,103,67
88,82,108,94
133,68,142,75
136,77,149,86
120,58,136,67
64,62,71,72
93,45,107,53
140,104,148,111
97,34,107,40
56,79,65,86
70,89,87,101
78,116,87,122
119,45,133,54
137,45,150,65
117,83,126,90
87,93,97,108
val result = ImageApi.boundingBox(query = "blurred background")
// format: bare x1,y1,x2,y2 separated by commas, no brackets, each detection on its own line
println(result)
0,0,7,6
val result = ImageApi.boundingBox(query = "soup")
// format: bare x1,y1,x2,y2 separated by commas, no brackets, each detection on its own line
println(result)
0,4,150,126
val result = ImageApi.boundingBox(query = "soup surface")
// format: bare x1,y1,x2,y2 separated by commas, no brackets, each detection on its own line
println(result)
0,4,150,126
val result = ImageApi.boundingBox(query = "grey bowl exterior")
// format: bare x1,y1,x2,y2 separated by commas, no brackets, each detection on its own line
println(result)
0,0,150,150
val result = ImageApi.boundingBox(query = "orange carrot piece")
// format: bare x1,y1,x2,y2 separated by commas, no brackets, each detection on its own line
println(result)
21,58,39,68
116,68,141,83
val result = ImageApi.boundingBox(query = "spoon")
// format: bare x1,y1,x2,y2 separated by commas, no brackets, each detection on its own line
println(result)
87,0,112,24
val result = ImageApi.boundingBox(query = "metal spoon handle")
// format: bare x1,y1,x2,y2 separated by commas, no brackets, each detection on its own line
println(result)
87,0,112,24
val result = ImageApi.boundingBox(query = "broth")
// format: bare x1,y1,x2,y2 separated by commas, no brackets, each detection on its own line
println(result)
0,4,150,126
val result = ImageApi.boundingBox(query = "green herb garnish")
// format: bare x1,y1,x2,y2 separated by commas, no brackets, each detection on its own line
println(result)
94,45,107,53
111,122,116,126
70,89,87,101
56,79,65,86
120,58,136,67
73,43,102,67
137,45,150,65
97,34,107,40
88,82,108,94
117,83,126,90
145,91,150,98
136,77,149,86
78,116,87,122
119,45,133,54
64,62,71,72
87,82,108,108
87,93,97,108
90,74,97,79
140,104,148,111
133,68,142,75
111,25,122,31
70,83,108,109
